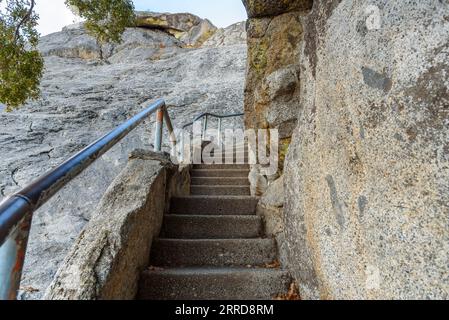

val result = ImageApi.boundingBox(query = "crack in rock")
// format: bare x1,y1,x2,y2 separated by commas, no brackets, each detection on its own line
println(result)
11,168,19,186
30,148,54,160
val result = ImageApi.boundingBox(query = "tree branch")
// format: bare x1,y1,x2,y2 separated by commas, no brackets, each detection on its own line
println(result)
14,0,35,41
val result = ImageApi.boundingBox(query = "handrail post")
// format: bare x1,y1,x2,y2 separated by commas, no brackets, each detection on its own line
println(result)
162,107,177,150
202,115,208,140
0,197,33,300
180,130,184,163
154,107,164,152
217,118,222,146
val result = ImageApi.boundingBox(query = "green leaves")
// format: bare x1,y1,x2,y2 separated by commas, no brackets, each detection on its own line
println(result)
66,0,136,45
0,0,43,111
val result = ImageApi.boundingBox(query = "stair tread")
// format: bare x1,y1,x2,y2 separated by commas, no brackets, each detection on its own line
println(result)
138,267,291,300
193,164,250,170
190,185,249,188
173,195,257,199
161,215,262,239
191,169,249,172
190,169,249,178
190,185,250,196
155,238,271,243
169,212,257,216
191,180,250,186
170,196,258,215
165,214,260,218
192,177,249,180
151,238,276,267
143,267,287,275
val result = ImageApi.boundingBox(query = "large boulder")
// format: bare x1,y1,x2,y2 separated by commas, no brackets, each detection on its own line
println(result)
284,0,449,299
135,12,217,47
242,0,313,18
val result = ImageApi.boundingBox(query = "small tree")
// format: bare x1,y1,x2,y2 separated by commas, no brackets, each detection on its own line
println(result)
0,0,135,111
0,0,43,111
65,0,135,60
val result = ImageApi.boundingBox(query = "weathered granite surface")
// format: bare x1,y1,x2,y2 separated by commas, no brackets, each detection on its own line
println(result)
203,22,246,47
242,0,313,173
0,18,246,299
284,0,449,300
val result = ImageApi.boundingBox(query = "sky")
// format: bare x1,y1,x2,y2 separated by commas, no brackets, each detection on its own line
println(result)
30,0,247,36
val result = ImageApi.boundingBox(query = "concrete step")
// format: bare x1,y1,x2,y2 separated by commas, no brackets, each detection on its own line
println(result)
202,158,250,163
193,164,250,170
203,150,249,155
170,196,258,215
191,177,250,186
190,169,249,178
204,153,249,158
138,268,291,300
191,185,250,196
151,238,277,267
161,215,262,239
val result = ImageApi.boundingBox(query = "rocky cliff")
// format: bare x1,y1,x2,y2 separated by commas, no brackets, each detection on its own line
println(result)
0,12,247,299
243,0,449,300
242,0,313,171
284,0,448,300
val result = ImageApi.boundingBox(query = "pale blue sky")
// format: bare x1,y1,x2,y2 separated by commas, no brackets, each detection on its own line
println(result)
29,0,247,36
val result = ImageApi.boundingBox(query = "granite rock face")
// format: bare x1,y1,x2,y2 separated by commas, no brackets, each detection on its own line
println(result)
0,20,246,299
284,0,449,299
203,22,247,47
257,176,288,267
242,1,312,172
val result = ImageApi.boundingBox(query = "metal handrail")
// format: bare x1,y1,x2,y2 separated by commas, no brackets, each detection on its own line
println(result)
181,112,244,145
182,112,244,129
0,99,176,300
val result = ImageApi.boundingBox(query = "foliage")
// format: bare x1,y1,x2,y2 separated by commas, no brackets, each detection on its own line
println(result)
65,0,136,59
0,0,44,111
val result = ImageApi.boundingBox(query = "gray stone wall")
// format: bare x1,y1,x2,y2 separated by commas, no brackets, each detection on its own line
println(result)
242,0,313,171
284,0,449,299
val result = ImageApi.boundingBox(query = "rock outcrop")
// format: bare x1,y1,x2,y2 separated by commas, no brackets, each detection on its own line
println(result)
283,0,449,299
135,12,217,47
39,25,183,62
0,17,246,299
242,0,312,18
203,22,246,47
242,0,313,171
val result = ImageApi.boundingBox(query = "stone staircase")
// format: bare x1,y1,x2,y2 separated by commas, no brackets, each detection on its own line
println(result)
138,145,291,300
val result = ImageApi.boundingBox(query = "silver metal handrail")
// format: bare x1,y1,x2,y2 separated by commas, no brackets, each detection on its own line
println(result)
182,112,244,146
0,99,176,300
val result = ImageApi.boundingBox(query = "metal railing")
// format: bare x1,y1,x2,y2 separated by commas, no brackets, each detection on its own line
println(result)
0,99,176,300
182,112,244,146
